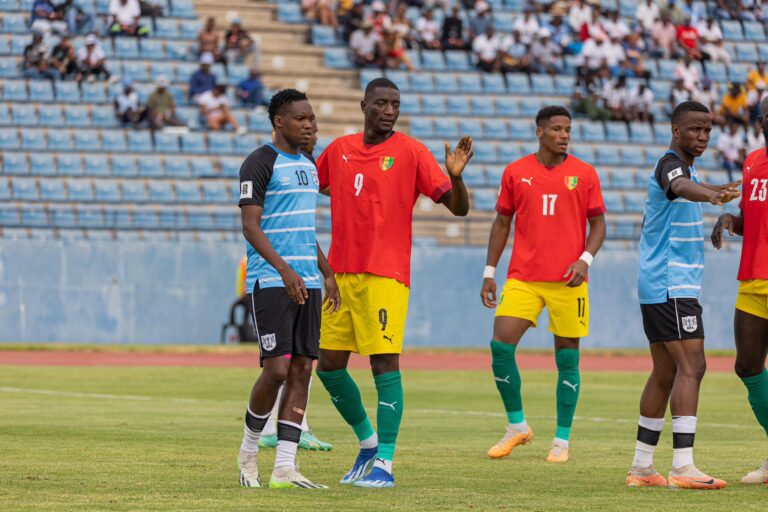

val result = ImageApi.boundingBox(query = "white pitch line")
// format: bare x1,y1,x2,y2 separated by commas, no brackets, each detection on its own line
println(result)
0,387,752,430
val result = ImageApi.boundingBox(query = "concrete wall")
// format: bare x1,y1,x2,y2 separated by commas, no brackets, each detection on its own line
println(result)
0,237,744,348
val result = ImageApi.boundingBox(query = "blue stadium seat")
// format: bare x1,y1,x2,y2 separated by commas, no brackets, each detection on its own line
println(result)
156,18,180,38
48,204,75,227
115,38,140,59
10,34,30,55
482,74,506,94
324,48,352,69
29,154,54,175
4,153,28,174
621,146,644,167
483,119,507,139
57,155,83,175
518,97,545,117
462,167,486,187
2,13,26,33
76,206,104,227
0,57,16,78
74,130,101,151
458,118,482,138
141,39,165,60
64,105,90,128
181,133,207,154
473,189,498,212
409,118,433,138
445,96,469,116
122,181,147,202
404,50,421,69
84,154,110,176
139,156,164,177
166,41,191,61
385,70,409,90
20,205,48,226
29,80,54,102
94,180,120,202
67,179,94,202
48,130,73,151
209,132,235,155
410,73,434,93
649,79,671,99
310,24,338,46
91,105,116,128
742,21,765,41
21,129,46,150
126,131,152,153
219,157,240,178
148,181,174,203
0,0,19,11
470,97,495,117
155,133,179,153
497,144,522,164
721,20,744,40
610,168,635,189
704,62,727,83
421,51,445,71
39,105,63,126
495,96,518,116
0,36,10,55
605,122,630,143
235,135,259,155
596,145,621,166
55,81,81,103
112,156,137,177
40,178,67,201
422,95,446,115
276,1,302,22
82,82,107,103
631,123,654,144
12,104,37,126
623,191,645,214
696,150,717,170
399,94,420,115
164,158,190,178
508,119,533,140
434,73,458,93
249,113,272,133
458,74,482,93
434,119,459,139
603,191,624,213
359,69,382,89
596,168,611,188
0,178,11,202
504,73,530,94
150,61,176,83
122,60,148,81
3,80,27,101
202,182,228,203
530,74,555,95
580,121,605,143
12,177,38,200
494,11,514,32
473,141,497,163
486,165,505,183
735,42,758,62
728,62,750,82
759,44,768,62
554,75,576,96
0,127,19,149
187,211,213,229
176,182,202,203
655,59,677,80
445,50,471,71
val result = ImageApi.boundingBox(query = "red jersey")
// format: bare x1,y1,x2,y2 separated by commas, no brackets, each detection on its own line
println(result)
738,148,768,280
496,154,606,282
317,132,452,287
676,26,699,50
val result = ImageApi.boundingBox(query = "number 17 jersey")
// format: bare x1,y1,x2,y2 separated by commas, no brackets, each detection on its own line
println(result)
495,153,606,282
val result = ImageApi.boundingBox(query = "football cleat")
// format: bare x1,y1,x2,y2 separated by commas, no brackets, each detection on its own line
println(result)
269,466,328,489
299,430,333,451
668,464,727,490
352,465,395,488
626,466,668,487
340,447,378,484
741,459,768,484
487,426,533,459
238,452,261,488
545,439,569,464
258,434,278,449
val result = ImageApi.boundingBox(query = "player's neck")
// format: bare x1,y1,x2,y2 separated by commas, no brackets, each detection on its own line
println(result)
535,149,566,167
272,138,301,156
669,143,694,166
363,128,395,146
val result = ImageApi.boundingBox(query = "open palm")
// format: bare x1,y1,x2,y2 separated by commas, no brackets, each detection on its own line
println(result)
444,135,474,177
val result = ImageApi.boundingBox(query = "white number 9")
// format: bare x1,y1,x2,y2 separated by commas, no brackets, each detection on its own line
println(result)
354,173,364,196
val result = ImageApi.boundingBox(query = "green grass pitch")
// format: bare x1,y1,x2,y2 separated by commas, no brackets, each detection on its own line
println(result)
1,365,765,511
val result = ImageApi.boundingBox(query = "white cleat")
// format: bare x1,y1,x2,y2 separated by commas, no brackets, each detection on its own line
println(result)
269,466,328,489
238,451,261,488
741,459,768,484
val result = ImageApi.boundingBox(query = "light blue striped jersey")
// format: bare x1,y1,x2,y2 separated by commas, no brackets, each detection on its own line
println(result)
238,144,320,293
638,150,704,304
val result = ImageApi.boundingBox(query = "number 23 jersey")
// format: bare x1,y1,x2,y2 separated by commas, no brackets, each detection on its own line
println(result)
738,148,768,281
316,132,452,287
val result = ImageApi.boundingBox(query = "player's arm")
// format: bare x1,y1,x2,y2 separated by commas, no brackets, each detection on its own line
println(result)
480,213,512,308
699,180,742,193
669,177,741,204
316,242,340,313
241,205,308,305
439,136,474,216
711,210,745,249
564,214,606,287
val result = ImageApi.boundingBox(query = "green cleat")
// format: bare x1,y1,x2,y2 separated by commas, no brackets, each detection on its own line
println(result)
299,430,333,451
258,434,278,449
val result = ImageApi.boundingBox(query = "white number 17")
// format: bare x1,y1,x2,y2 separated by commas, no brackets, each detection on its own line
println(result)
542,194,557,216
354,173,364,196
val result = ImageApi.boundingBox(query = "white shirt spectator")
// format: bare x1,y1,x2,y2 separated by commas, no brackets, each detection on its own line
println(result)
674,63,701,92
628,86,654,112
602,41,625,68
602,17,630,40
513,15,540,45
578,38,605,69
636,1,660,31
695,20,723,43
197,90,229,113
602,81,628,109
77,45,105,66
115,91,139,114
531,38,561,66
717,130,744,162
472,32,503,62
693,87,718,109
568,1,591,32
671,87,690,107
747,88,768,108
349,29,380,56
109,0,141,26
415,16,440,44
747,128,765,152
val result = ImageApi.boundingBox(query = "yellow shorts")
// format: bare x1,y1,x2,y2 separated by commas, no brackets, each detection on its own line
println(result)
495,279,589,338
735,279,768,320
320,273,409,355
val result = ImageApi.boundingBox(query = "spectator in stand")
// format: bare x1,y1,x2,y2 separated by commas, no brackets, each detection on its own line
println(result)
603,34,626,78
602,10,629,41
676,17,702,61
147,76,185,130
108,0,149,37
747,120,765,151
442,5,466,50
717,122,745,180
415,8,441,50
197,84,246,134
51,34,78,79
56,0,94,35
720,82,750,128
380,25,415,70
627,83,655,123
224,18,256,65
674,55,700,93
662,0,685,25
716,0,756,21
680,0,706,25
650,11,679,58
391,3,415,49
667,78,691,115
513,6,540,45
694,77,720,119
472,24,501,73
530,28,561,74
543,6,572,53
77,34,111,82
468,1,493,41
302,0,338,29
198,17,226,68
343,1,365,42
568,0,592,34
368,1,391,36
636,0,660,35
115,79,146,128
747,80,767,121
578,4,607,42
499,29,531,74
577,33,608,81
189,52,217,101
237,68,269,107
622,32,651,79
747,61,768,91
22,32,58,80
696,16,730,64
572,76,612,120
349,20,380,67
30,0,67,36
602,74,630,121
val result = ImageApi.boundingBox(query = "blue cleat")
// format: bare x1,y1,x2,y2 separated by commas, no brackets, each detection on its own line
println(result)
352,465,395,488
340,447,378,484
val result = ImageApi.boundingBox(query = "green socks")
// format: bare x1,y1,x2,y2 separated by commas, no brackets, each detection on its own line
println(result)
316,369,374,442
555,348,581,441
490,340,525,424
374,371,403,461
741,368,768,436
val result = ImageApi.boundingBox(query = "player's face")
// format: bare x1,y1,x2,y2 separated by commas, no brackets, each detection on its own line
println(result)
302,117,319,154
537,115,571,155
673,112,711,157
275,100,315,148
362,87,400,134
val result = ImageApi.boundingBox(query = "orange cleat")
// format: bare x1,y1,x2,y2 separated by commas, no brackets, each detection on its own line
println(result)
668,465,727,490
545,440,569,464
487,426,533,459
626,467,668,487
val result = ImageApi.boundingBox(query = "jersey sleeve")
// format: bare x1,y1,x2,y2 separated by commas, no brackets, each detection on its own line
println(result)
238,151,273,207
316,142,332,190
495,165,515,217
415,145,452,202
654,158,691,201
587,167,607,217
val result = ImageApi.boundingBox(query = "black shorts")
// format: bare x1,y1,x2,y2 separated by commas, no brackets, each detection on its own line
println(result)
640,297,705,343
247,284,321,366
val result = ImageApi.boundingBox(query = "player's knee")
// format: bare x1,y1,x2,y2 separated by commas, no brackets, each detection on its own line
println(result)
679,359,707,381
261,361,290,384
288,357,313,381
370,354,399,375
734,359,763,378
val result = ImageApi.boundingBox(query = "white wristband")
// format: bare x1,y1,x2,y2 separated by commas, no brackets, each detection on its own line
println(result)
579,251,594,267
483,265,496,279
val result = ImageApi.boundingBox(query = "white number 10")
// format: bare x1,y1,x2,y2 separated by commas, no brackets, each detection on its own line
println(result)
542,194,557,216
354,173,364,196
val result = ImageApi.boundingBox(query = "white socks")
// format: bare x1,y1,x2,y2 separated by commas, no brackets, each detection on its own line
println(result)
275,420,302,469
509,420,529,433
373,458,393,474
632,416,665,469
360,432,378,450
240,408,270,454
672,416,697,469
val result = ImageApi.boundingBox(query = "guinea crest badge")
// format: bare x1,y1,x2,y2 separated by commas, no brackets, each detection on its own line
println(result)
564,176,578,190
379,156,395,171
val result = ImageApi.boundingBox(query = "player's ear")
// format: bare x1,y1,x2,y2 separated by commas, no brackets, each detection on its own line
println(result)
536,125,543,138
360,100,367,113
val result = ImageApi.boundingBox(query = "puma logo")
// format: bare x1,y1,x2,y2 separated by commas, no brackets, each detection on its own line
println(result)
383,334,394,343
331,396,341,403
522,177,534,186
746,165,752,174
562,380,579,392
342,154,349,164
379,401,397,411
494,375,511,384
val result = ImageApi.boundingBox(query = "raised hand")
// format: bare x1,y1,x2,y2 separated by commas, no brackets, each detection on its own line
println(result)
445,135,474,178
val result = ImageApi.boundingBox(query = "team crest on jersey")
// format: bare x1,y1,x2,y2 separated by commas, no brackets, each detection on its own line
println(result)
564,176,578,190
379,156,395,171
260,333,277,351
681,316,698,333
